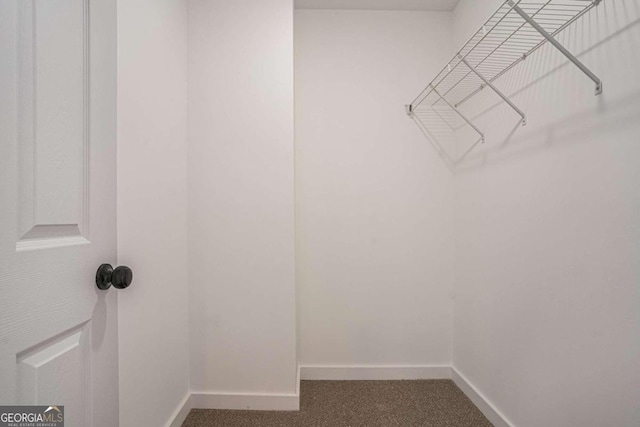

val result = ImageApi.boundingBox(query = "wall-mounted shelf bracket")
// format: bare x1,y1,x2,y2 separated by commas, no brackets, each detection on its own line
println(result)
506,0,602,95
405,104,413,116
458,55,527,126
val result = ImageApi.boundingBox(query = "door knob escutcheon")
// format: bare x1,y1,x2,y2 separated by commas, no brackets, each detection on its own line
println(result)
96,264,133,290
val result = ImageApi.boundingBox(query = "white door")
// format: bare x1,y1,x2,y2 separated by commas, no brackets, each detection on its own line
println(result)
0,0,118,426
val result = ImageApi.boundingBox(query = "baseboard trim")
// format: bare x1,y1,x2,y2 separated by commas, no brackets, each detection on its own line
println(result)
191,391,300,411
451,367,513,427
299,364,451,380
165,366,512,426
166,392,192,427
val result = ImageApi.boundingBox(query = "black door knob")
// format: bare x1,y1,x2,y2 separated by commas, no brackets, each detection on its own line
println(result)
96,264,133,290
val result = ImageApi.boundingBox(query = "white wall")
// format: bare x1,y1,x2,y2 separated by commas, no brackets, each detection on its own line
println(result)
117,0,190,425
452,0,640,426
188,0,298,396
295,10,455,368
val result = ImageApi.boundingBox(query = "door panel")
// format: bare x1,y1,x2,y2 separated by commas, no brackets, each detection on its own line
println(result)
16,0,89,249
0,1,118,426
17,324,90,424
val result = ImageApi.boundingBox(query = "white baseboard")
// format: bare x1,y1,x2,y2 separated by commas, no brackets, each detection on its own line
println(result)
451,367,513,427
166,365,512,427
191,391,300,411
166,392,192,427
299,364,451,380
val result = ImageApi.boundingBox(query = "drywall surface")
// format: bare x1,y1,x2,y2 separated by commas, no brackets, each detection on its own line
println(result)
295,10,456,367
117,0,190,426
452,0,640,426
188,0,298,395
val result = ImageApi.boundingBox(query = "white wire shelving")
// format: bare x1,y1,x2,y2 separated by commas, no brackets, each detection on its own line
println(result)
406,0,603,150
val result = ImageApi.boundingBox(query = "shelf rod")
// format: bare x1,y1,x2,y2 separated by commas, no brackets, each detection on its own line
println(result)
507,0,602,95
458,55,527,126
429,84,485,143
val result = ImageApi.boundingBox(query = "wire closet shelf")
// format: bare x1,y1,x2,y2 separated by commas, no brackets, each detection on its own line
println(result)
406,0,603,146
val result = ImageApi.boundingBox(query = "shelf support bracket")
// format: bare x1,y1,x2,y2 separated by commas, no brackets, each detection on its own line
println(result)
405,104,413,116
507,0,602,95
459,55,527,126
430,84,485,143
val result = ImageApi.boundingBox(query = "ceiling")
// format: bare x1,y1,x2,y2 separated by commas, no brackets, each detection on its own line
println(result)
295,0,461,11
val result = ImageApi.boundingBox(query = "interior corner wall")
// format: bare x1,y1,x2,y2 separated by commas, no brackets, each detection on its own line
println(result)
451,0,640,426
294,10,455,368
187,0,298,396
117,0,190,426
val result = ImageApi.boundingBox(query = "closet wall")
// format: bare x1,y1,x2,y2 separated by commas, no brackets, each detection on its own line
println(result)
117,0,190,425
295,10,456,369
451,0,640,426
188,0,298,398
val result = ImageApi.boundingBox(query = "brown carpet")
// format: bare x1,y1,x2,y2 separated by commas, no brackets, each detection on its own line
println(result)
182,380,494,426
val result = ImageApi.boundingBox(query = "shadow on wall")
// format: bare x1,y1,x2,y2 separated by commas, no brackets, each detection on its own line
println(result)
416,0,640,172
456,87,640,173
409,112,484,172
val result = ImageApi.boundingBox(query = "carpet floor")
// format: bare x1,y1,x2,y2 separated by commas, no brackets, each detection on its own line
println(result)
182,380,494,426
